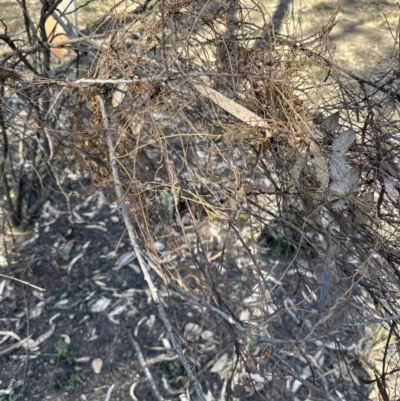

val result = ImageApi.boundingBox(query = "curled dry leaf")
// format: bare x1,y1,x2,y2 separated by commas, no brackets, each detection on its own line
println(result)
129,382,139,401
67,253,83,274
29,313,59,349
59,240,74,262
146,353,178,365
108,305,127,325
29,302,44,319
60,334,71,345
105,384,114,401
112,251,136,271
90,297,111,313
92,357,103,374
184,322,202,340
54,299,69,309
210,353,230,379
162,338,172,349
145,314,156,329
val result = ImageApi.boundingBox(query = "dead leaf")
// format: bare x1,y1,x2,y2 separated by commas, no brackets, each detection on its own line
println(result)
112,251,136,271
232,379,254,395
324,112,340,134
194,84,271,131
112,83,128,108
210,353,230,379
60,334,71,345
332,129,355,154
184,322,202,340
90,297,111,313
330,167,360,196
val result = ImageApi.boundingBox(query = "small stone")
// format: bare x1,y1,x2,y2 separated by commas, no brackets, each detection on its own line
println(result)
92,358,103,374
110,216,119,223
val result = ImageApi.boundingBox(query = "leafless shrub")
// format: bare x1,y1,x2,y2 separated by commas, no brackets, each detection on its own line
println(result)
2,0,400,400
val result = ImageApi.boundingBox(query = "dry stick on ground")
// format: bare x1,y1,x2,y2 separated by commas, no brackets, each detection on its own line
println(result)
96,95,207,401
104,384,114,401
0,274,45,292
128,332,166,401
317,223,335,322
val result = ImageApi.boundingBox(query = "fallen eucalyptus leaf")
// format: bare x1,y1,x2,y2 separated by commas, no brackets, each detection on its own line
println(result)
210,353,229,376
162,338,172,349
184,323,202,340
90,297,111,313
330,157,348,184
112,251,136,271
329,168,360,196
29,303,44,319
112,83,128,108
194,84,271,131
332,129,355,154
